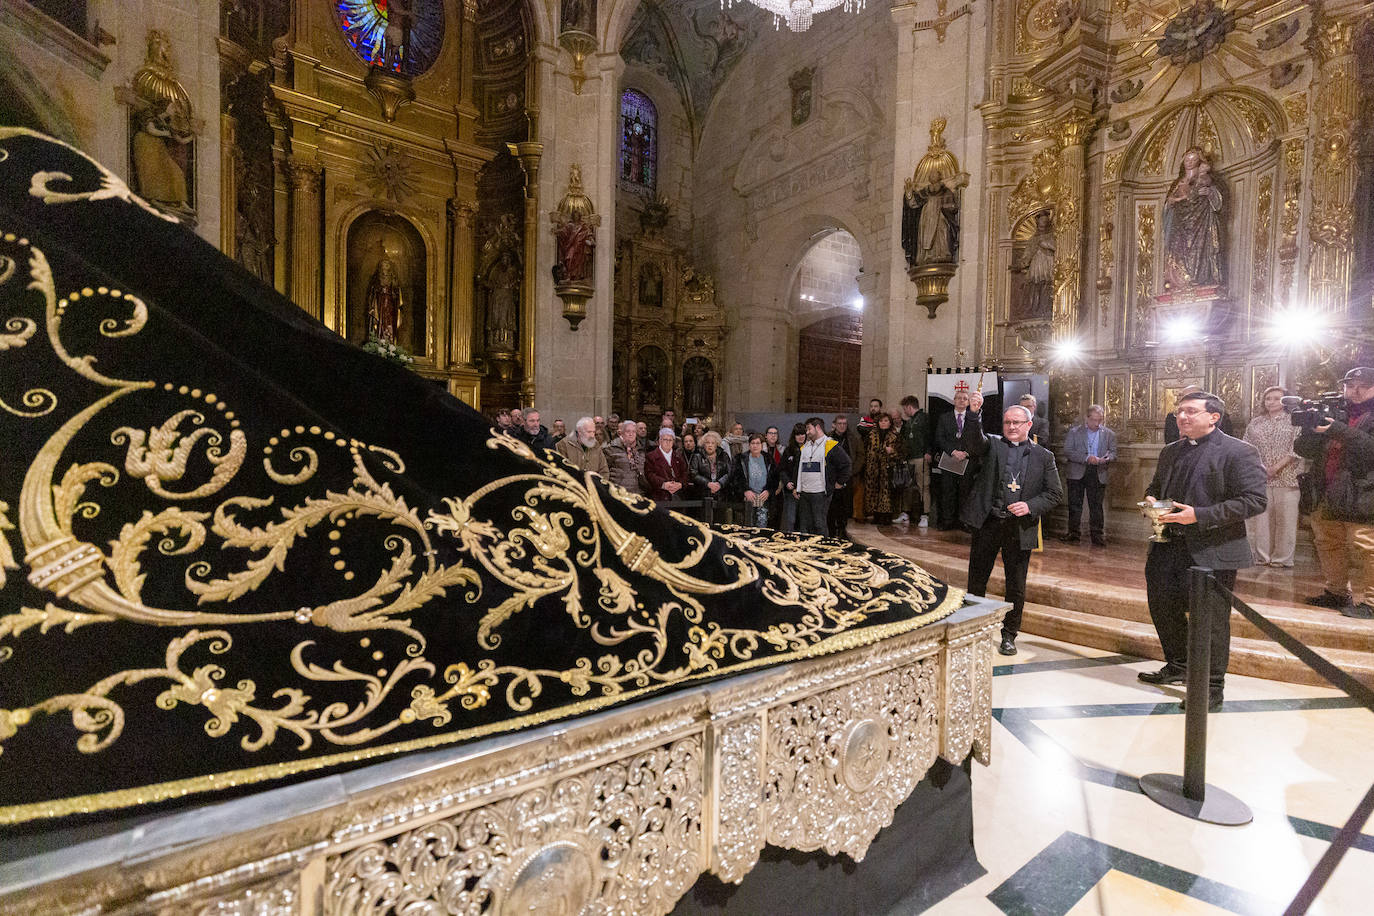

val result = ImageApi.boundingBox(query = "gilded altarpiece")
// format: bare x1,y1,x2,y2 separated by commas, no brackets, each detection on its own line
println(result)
254,0,536,408
614,229,725,424
982,0,1374,506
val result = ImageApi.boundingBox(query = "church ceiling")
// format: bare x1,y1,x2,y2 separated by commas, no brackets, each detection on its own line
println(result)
619,0,764,142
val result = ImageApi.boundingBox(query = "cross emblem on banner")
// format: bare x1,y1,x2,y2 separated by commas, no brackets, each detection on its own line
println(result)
954,380,970,393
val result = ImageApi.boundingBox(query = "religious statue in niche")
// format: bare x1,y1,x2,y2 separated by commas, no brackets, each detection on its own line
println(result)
127,30,196,221
638,262,663,308
902,118,968,267
347,212,426,353
789,67,814,127
901,117,969,317
551,163,600,329
1011,210,1056,321
482,248,521,354
365,252,405,344
683,356,714,416
638,348,669,409
1161,146,1225,297
551,165,597,285
561,0,596,34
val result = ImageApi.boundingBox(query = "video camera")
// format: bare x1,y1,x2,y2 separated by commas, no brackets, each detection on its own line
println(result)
1282,393,1348,431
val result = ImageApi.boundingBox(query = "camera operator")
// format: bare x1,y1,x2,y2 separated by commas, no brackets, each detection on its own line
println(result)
1295,367,1374,619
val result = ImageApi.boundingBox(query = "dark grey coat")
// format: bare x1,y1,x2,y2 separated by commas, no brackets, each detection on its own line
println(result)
1145,430,1267,569
960,434,1062,550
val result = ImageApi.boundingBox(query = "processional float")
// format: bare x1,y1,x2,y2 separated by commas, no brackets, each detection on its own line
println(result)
0,130,1004,914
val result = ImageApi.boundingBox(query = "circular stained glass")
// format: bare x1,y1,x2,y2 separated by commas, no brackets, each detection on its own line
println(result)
335,1,444,77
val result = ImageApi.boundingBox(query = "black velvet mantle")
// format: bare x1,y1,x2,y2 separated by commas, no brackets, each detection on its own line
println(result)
0,131,959,827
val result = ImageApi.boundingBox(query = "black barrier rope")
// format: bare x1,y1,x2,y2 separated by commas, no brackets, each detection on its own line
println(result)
1202,572,1374,915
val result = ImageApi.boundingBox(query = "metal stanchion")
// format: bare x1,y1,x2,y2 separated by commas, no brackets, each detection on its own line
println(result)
1139,566,1252,825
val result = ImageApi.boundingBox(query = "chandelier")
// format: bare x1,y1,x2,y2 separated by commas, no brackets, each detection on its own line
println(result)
723,0,866,34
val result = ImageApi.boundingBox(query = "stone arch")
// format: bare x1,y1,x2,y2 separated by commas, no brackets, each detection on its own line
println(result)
0,56,80,144
1117,88,1285,344
1122,87,1284,182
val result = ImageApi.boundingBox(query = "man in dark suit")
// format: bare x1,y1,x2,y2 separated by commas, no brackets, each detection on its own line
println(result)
644,427,690,502
961,393,1063,656
1140,390,1267,710
934,390,984,529
1164,385,1234,443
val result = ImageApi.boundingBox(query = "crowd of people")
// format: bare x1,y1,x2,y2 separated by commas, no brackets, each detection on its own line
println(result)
489,399,933,537
490,364,1374,707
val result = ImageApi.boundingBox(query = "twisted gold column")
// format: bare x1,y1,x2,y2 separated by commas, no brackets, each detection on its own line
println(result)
1304,5,1361,312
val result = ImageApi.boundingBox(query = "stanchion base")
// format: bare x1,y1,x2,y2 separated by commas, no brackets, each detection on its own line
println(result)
1139,773,1252,825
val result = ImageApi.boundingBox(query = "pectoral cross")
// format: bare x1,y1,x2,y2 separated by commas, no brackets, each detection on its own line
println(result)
1007,479,1021,492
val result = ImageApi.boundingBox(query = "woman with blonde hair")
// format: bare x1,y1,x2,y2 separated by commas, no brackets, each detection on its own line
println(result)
1243,385,1302,567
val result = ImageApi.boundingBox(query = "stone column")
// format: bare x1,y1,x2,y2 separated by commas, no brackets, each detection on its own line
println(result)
1052,111,1096,341
448,200,478,368
287,153,322,322
220,113,237,256
1304,4,1362,312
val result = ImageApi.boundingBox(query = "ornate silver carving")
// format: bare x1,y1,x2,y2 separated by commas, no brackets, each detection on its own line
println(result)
710,713,765,884
2,603,1006,916
322,738,703,915
761,656,940,862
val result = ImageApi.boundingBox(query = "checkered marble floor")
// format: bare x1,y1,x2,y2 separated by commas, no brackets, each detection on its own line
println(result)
905,635,1374,916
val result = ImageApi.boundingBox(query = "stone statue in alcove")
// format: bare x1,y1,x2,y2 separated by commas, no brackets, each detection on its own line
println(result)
1011,210,1055,321
365,254,404,344
484,248,520,353
684,358,714,416
1162,146,1225,295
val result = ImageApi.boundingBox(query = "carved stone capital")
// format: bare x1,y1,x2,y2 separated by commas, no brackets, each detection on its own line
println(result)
1055,112,1099,149
1305,7,1357,66
287,156,321,193
448,199,478,227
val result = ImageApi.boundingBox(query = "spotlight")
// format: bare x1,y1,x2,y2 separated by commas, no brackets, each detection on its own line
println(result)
1051,338,1082,362
851,296,864,309
1266,307,1325,346
1162,315,1200,341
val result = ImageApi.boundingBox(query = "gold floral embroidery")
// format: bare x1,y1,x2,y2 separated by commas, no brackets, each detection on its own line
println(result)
0,132,957,825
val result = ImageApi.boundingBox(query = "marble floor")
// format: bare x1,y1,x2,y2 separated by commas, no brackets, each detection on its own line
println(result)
907,634,1373,916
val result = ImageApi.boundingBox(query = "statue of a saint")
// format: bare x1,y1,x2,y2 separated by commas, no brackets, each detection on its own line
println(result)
1011,210,1056,321
561,0,595,34
554,214,595,283
638,263,662,308
130,31,195,213
381,0,410,70
639,360,660,407
1162,147,1225,294
684,358,713,415
365,255,404,344
550,164,597,285
901,118,968,269
484,249,520,353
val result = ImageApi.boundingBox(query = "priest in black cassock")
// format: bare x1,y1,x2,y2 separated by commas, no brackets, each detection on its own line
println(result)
960,392,1063,656
1139,390,1267,710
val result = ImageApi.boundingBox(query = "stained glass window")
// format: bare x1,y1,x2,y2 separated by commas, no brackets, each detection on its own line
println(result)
335,0,444,76
620,90,657,191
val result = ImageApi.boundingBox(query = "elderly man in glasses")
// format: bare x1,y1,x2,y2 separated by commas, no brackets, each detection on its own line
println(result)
959,392,1063,656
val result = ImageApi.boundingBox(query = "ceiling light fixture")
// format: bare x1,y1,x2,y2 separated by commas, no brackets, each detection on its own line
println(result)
723,0,866,34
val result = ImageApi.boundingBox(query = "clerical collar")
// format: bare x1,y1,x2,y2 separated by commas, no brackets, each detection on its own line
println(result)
1186,429,1216,446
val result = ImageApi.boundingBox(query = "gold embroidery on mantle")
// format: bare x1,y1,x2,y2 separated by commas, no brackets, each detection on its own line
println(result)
0,137,960,824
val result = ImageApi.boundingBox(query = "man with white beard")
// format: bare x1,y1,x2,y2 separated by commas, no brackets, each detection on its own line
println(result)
556,416,609,478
